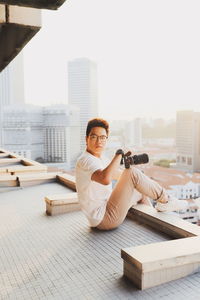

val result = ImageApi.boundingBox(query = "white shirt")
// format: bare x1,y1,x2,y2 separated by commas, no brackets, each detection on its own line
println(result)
75,151,112,227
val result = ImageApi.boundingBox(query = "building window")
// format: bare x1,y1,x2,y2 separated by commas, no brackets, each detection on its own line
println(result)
181,156,186,163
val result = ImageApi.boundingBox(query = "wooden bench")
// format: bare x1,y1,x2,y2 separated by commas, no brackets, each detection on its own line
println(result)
121,234,200,290
45,192,80,216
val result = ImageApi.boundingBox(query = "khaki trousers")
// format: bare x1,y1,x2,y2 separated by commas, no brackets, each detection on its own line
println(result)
96,167,168,230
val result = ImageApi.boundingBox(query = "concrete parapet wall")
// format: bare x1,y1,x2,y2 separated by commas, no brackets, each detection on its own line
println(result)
122,204,200,289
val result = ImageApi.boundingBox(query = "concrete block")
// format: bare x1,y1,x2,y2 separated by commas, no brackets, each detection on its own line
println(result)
127,204,200,238
57,174,76,191
0,175,18,186
121,236,200,289
45,192,80,216
7,165,47,175
17,172,62,187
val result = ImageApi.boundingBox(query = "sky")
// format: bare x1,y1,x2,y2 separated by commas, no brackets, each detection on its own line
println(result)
23,0,200,120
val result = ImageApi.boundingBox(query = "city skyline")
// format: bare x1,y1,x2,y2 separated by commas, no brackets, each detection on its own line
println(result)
23,0,200,120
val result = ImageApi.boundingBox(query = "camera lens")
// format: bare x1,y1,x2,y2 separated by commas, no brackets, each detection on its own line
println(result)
132,154,149,165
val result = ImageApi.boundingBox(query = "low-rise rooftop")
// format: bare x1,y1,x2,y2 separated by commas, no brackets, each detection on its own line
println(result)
141,165,200,190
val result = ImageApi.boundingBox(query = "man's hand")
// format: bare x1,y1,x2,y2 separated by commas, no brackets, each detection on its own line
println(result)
124,150,132,157
91,149,125,185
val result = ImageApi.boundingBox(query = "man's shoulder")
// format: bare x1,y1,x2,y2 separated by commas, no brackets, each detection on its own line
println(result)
77,151,93,162
76,151,97,166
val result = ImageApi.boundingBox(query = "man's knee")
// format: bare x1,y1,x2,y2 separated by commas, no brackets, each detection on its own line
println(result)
129,166,142,185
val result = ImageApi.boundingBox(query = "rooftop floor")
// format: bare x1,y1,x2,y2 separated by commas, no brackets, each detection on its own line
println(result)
1,182,200,299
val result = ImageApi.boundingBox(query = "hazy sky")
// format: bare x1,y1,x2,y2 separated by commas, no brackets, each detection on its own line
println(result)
24,0,200,120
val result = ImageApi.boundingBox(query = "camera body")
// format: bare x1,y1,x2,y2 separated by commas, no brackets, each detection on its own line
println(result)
120,153,149,169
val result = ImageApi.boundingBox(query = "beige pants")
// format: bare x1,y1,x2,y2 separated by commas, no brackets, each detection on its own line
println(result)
96,167,168,230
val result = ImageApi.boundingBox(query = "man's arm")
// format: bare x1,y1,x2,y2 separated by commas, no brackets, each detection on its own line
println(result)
91,152,123,185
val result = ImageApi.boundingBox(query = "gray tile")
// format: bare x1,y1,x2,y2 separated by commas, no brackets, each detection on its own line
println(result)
0,182,200,299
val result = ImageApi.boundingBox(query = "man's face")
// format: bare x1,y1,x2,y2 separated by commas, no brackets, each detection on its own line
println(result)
86,126,108,157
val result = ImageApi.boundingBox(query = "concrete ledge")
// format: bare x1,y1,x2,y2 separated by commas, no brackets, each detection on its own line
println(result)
45,192,80,216
127,204,200,238
0,152,18,159
0,153,10,158
121,236,200,290
7,165,47,175
0,175,18,186
0,158,21,165
0,0,66,10
57,174,76,191
0,4,41,72
21,158,42,166
0,150,48,175
121,204,200,290
17,172,62,187
0,167,7,174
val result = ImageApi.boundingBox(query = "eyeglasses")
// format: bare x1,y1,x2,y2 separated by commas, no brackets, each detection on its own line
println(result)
89,134,108,142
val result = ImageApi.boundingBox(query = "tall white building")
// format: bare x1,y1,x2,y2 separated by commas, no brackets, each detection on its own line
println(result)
3,104,43,159
176,110,200,172
125,118,142,148
0,52,25,146
68,58,98,152
43,105,80,168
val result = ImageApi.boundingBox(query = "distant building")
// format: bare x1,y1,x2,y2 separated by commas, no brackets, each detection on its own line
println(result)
0,53,25,146
142,165,200,197
3,104,80,167
43,105,80,168
125,118,142,147
176,110,200,172
68,58,98,152
142,164,200,224
3,104,43,159
178,199,200,225
169,181,200,200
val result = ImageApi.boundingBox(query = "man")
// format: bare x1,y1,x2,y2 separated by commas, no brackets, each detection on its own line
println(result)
75,118,188,230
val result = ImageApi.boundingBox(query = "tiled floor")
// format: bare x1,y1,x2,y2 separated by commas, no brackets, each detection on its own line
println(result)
0,182,200,299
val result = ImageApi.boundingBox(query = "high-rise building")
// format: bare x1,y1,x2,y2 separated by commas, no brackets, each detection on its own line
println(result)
0,52,25,106
43,104,80,168
176,110,200,172
125,118,142,148
3,104,44,159
0,52,25,146
68,58,98,152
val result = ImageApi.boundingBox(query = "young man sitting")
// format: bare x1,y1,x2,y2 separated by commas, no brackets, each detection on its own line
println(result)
75,118,188,230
